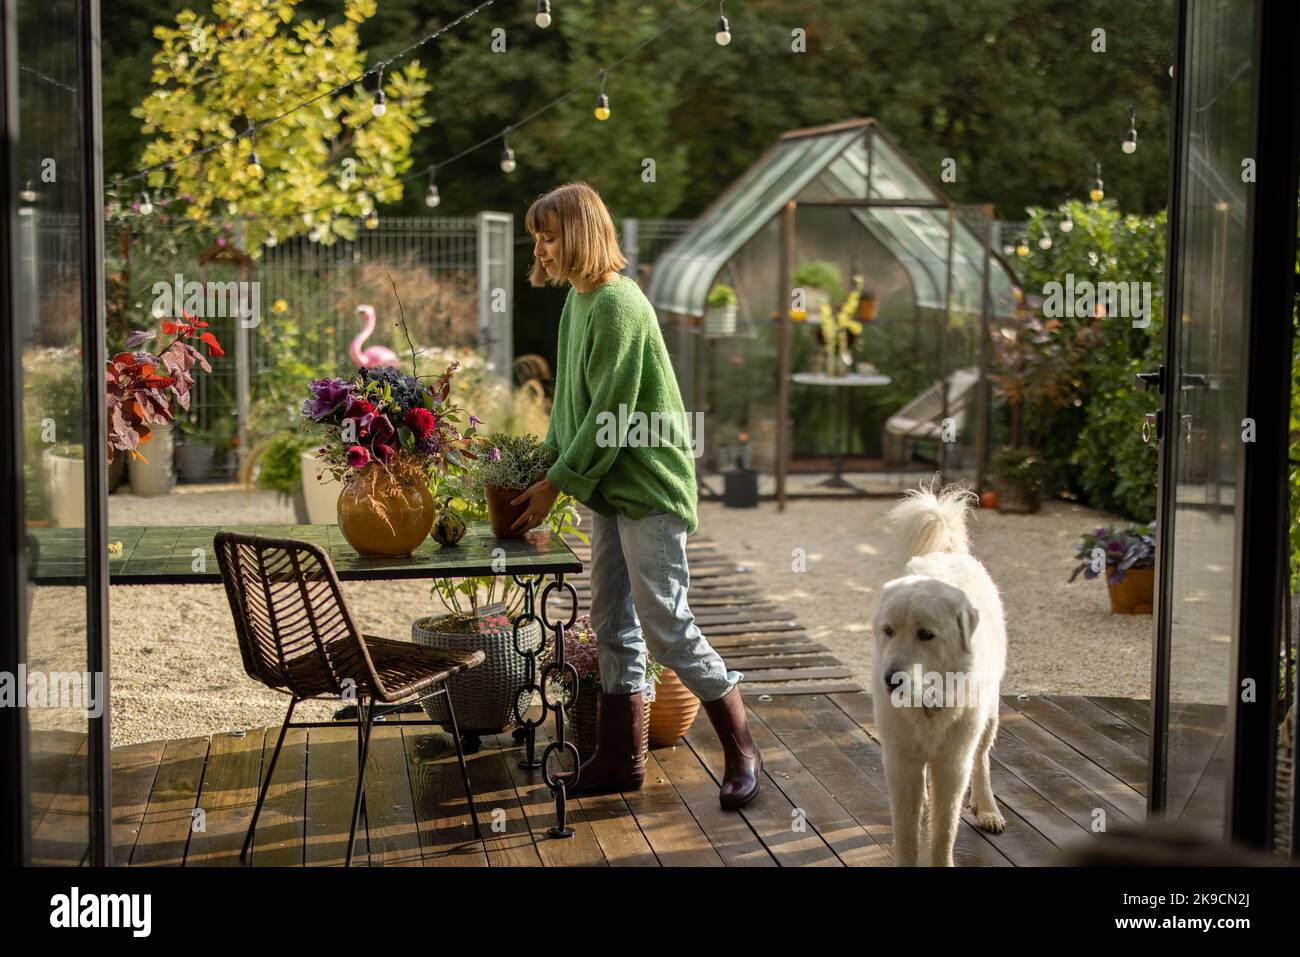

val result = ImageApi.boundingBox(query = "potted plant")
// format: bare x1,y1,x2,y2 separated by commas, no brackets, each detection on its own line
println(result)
813,274,865,375
539,614,658,762
857,286,880,323
43,442,85,528
470,431,558,539
792,261,844,320
990,447,1052,513
300,363,478,556
175,419,220,483
648,666,701,746
705,283,738,337
1069,523,1156,614
252,431,317,522
106,316,224,496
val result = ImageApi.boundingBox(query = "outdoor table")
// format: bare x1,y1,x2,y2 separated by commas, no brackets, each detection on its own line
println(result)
28,521,588,838
789,371,892,491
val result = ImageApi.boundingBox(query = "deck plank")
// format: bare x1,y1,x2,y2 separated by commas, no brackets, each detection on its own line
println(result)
399,724,489,867
251,728,307,867
130,735,210,867
359,724,424,866
185,729,266,866
1088,696,1153,736
305,724,369,867
1003,695,1148,795
111,739,166,866
1046,695,1150,761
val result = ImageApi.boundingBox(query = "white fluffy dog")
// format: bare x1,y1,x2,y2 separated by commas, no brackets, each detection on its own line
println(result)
872,484,1007,866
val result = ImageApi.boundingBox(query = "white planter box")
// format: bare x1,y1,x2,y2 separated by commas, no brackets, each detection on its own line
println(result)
300,450,342,524
705,303,737,337
128,422,175,496
44,448,85,528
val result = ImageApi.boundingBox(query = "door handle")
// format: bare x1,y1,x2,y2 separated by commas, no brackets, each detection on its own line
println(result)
1142,411,1162,444
1136,366,1164,392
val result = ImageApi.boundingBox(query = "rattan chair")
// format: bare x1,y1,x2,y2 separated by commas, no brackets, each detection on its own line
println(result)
214,531,485,866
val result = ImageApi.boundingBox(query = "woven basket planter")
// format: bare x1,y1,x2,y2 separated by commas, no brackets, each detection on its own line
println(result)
412,603,542,734
567,687,652,764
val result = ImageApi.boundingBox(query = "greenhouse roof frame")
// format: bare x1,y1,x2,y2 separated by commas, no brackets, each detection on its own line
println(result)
644,117,1019,322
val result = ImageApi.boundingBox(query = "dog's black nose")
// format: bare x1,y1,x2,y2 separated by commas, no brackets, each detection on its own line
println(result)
884,669,905,691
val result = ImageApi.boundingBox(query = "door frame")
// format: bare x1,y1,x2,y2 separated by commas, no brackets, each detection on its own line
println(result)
1149,0,1300,848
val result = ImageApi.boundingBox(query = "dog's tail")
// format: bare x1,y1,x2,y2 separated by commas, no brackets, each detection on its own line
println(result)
884,480,977,559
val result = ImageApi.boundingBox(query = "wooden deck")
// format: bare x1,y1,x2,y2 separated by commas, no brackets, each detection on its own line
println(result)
96,691,1188,867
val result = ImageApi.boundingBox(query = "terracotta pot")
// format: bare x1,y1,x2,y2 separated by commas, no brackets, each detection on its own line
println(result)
1107,566,1155,614
648,668,701,746
978,490,999,510
857,296,879,323
484,483,530,539
336,460,435,557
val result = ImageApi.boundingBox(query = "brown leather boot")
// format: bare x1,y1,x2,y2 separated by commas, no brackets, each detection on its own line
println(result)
701,685,762,809
554,690,645,797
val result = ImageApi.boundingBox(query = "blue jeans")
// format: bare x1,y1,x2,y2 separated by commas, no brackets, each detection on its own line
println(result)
587,507,743,704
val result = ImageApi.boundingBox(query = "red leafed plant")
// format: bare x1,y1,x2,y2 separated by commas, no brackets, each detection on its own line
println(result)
107,312,224,463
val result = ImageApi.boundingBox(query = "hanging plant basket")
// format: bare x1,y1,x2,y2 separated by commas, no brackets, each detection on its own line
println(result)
705,303,738,337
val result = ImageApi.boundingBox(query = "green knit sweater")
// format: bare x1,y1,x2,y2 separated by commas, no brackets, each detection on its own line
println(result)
542,274,700,534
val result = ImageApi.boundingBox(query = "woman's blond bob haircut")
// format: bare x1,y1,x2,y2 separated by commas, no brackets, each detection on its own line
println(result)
525,182,628,287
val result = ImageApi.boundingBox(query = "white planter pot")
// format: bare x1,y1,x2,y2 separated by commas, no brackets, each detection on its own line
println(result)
44,447,85,528
128,422,175,496
705,303,737,337
300,450,342,524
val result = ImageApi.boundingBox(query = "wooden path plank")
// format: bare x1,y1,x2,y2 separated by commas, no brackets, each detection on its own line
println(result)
399,725,489,867
305,724,369,867
1046,695,1150,761
359,724,424,866
30,738,90,866
251,728,307,867
1089,696,1153,736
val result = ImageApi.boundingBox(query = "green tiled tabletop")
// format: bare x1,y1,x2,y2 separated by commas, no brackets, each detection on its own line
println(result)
28,522,583,585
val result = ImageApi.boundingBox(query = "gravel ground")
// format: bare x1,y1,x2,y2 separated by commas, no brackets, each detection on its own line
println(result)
697,495,1157,702
73,483,1163,746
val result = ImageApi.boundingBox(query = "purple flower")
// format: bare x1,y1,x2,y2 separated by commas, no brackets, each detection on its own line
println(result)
490,447,501,462
469,415,483,427
302,377,353,420
374,443,396,462
370,414,396,447
346,445,371,468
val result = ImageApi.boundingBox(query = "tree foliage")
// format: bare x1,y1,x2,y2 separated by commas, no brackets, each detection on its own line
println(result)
132,0,431,248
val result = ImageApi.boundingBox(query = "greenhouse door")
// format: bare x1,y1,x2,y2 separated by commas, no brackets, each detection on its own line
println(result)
1144,0,1298,849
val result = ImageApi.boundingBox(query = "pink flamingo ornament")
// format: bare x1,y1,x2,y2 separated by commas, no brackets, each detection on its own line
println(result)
349,304,399,369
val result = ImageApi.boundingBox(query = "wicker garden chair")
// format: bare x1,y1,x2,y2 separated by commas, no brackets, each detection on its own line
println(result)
214,531,485,866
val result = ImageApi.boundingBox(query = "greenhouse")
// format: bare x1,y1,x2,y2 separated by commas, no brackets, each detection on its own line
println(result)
644,117,1021,496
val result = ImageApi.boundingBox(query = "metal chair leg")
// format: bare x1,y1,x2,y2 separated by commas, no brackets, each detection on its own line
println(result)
241,697,298,865
347,698,376,867
441,683,482,838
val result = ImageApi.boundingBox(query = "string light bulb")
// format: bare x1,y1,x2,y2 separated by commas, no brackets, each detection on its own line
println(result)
1089,162,1105,202
1038,232,1052,250
425,169,441,208
535,0,552,28
20,181,37,203
500,129,516,173
1122,107,1138,154
371,67,387,117
1015,236,1030,257
137,191,153,215
715,2,731,45
594,71,610,121
1059,210,1074,233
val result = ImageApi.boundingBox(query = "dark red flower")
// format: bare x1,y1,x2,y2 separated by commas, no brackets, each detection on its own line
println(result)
404,407,436,440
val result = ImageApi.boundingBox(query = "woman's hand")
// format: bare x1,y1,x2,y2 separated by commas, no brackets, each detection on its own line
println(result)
510,477,561,533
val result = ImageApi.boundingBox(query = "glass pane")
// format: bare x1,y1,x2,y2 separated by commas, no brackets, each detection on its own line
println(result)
1162,0,1256,833
13,0,92,864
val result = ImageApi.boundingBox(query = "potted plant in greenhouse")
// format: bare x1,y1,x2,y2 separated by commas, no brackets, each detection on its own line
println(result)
470,431,558,539
252,431,317,522
989,447,1052,513
43,442,85,528
705,283,738,337
1068,523,1156,614
299,363,477,556
792,260,844,320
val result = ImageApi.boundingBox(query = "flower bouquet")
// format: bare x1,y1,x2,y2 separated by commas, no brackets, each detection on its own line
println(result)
300,364,479,556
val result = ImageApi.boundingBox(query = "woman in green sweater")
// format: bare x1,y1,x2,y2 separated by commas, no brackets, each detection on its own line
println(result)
510,181,761,809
